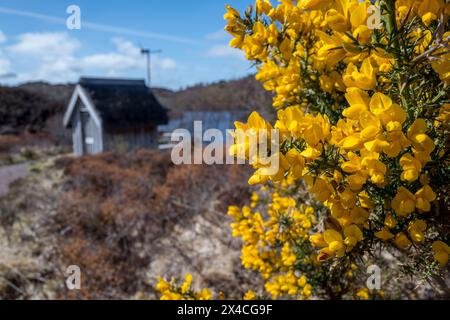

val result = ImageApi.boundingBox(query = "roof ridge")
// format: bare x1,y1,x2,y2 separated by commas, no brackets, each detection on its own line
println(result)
79,77,147,87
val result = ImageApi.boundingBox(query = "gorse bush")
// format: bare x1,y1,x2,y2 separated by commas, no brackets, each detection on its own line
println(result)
157,0,449,299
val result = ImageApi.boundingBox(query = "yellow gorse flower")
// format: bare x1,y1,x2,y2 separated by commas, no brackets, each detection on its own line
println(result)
343,58,377,90
156,274,213,300
432,241,450,267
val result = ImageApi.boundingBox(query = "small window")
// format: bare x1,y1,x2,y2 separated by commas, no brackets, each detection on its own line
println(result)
85,137,94,145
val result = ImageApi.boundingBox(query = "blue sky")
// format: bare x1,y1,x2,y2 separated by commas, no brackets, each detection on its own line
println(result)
0,0,254,89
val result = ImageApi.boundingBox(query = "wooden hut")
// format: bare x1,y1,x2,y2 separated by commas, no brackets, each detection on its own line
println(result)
63,77,168,155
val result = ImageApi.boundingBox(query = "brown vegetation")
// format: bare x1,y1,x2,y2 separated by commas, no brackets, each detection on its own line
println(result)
0,149,256,299
0,135,22,153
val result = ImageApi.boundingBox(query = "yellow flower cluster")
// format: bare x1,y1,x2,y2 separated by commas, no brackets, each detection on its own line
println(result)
355,287,385,300
225,0,450,273
228,181,316,299
156,274,212,300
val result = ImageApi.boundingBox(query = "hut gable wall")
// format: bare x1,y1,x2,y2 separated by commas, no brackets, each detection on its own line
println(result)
64,85,102,129
70,100,104,156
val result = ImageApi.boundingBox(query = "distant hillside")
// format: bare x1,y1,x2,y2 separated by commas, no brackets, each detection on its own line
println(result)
0,86,63,134
19,82,74,105
17,75,273,114
153,75,273,115
0,75,273,139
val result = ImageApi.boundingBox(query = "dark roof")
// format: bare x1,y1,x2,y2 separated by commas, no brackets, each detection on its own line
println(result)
79,77,168,131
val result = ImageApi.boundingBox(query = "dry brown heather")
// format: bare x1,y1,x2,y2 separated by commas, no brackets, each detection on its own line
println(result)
0,149,260,299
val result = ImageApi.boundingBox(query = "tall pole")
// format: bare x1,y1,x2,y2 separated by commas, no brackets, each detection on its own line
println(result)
146,51,151,88
141,48,162,88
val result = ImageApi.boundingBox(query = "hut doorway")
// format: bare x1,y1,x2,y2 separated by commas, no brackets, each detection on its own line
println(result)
80,111,95,155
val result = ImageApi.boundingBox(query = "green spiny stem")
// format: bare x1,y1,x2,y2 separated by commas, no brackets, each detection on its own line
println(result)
385,0,413,119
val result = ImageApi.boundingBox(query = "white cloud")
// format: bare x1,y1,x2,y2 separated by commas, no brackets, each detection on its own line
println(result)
81,53,140,73
6,32,80,82
0,30,6,43
2,33,177,83
0,57,11,74
81,38,142,72
0,31,12,77
80,38,177,75
112,38,140,56
157,57,176,70
205,45,244,60
205,29,229,41
9,32,80,58
0,57,16,79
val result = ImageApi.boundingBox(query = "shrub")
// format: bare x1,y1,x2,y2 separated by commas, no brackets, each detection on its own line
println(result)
0,135,21,153
157,0,450,300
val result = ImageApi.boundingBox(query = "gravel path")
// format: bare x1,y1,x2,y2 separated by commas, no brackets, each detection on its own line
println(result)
0,163,29,196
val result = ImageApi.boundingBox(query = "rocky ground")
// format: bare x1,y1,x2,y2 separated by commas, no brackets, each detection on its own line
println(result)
0,163,29,197
0,157,65,299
